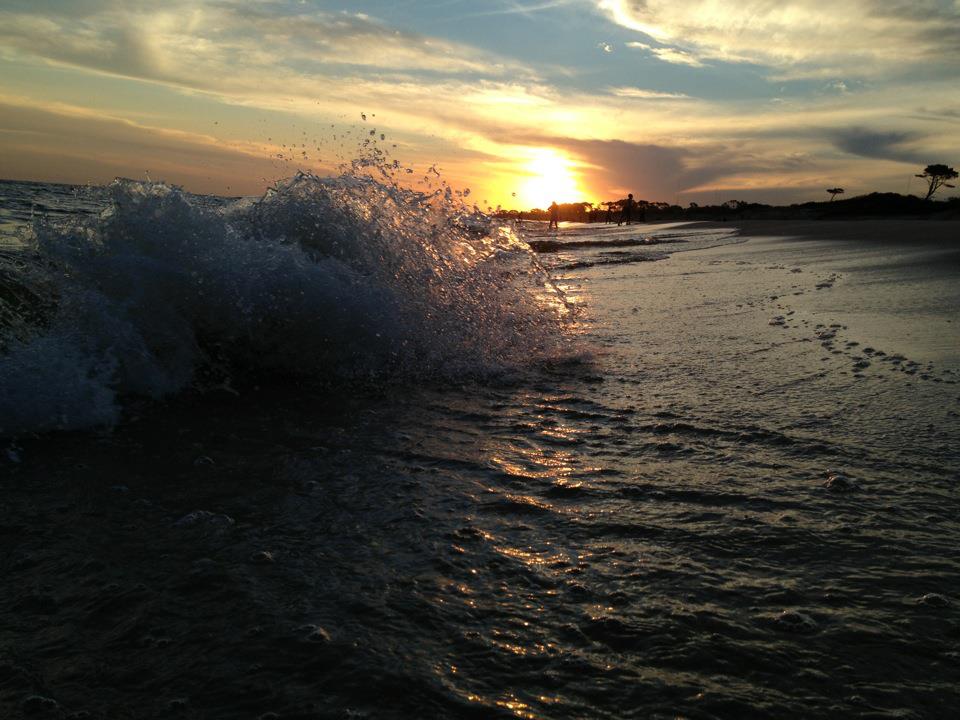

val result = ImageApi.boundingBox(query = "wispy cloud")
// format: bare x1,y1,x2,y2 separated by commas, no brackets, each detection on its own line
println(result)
448,0,578,19
610,87,692,100
625,41,705,68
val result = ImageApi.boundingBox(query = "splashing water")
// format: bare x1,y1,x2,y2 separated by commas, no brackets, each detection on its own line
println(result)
0,173,577,435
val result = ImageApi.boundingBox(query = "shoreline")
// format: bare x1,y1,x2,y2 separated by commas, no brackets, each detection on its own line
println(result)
683,218,960,247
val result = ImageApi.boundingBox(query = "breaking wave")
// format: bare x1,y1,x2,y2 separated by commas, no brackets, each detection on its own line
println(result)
0,174,576,435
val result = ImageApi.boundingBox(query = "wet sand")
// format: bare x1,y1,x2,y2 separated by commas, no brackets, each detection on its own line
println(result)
698,220,960,365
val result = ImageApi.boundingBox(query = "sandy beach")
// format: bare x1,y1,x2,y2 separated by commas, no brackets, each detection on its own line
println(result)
695,220,960,365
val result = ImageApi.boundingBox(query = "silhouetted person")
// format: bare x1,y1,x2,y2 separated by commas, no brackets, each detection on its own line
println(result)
548,201,560,230
618,193,635,226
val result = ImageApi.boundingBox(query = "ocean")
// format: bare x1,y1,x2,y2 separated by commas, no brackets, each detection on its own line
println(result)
1,176,958,719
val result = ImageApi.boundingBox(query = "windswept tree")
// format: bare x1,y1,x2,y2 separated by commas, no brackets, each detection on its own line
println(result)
826,187,844,201
915,164,958,201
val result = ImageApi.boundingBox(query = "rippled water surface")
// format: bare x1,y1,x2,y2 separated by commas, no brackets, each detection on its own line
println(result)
2,206,959,719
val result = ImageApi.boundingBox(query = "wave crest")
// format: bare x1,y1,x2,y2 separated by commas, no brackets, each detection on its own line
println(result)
0,174,575,434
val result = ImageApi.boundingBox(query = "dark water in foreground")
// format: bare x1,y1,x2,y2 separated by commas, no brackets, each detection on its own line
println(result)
2,182,960,719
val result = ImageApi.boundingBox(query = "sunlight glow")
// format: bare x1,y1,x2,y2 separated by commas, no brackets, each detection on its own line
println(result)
515,148,584,209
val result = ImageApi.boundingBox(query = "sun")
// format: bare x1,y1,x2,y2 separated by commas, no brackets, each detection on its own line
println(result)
514,148,584,209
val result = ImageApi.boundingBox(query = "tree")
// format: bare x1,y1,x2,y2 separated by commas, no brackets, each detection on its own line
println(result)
915,164,958,201
826,187,844,201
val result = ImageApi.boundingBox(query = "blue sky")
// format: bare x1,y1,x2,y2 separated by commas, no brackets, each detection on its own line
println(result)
1,0,958,206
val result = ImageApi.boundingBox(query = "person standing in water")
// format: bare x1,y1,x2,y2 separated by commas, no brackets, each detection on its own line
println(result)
618,193,635,226
548,201,560,230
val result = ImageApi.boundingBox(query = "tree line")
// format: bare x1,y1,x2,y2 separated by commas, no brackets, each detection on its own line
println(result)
496,163,958,222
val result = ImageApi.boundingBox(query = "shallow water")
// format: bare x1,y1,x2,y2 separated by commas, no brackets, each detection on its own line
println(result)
0,180,105,242
2,200,960,718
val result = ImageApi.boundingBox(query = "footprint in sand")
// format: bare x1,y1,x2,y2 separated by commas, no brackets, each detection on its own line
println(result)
815,273,841,290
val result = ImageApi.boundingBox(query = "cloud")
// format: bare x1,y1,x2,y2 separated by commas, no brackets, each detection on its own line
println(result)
0,1,530,86
450,0,578,19
913,106,960,121
563,139,690,196
599,0,960,76
823,80,850,95
519,130,917,204
609,87,692,100
0,0,560,163
625,41,705,67
829,127,923,163
505,135,754,200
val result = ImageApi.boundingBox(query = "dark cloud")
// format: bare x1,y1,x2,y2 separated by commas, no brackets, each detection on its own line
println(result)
913,106,960,121
554,138,756,200
559,139,688,199
497,134,753,201
867,1,960,63
867,0,959,24
830,127,922,163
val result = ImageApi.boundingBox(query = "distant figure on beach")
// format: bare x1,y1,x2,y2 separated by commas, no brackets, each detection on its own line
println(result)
618,193,635,226
548,201,560,230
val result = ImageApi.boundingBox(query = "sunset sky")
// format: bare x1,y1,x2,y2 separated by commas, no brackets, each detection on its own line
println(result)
1,0,958,208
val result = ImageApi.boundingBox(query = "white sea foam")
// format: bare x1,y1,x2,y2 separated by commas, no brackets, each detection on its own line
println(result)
0,174,575,435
